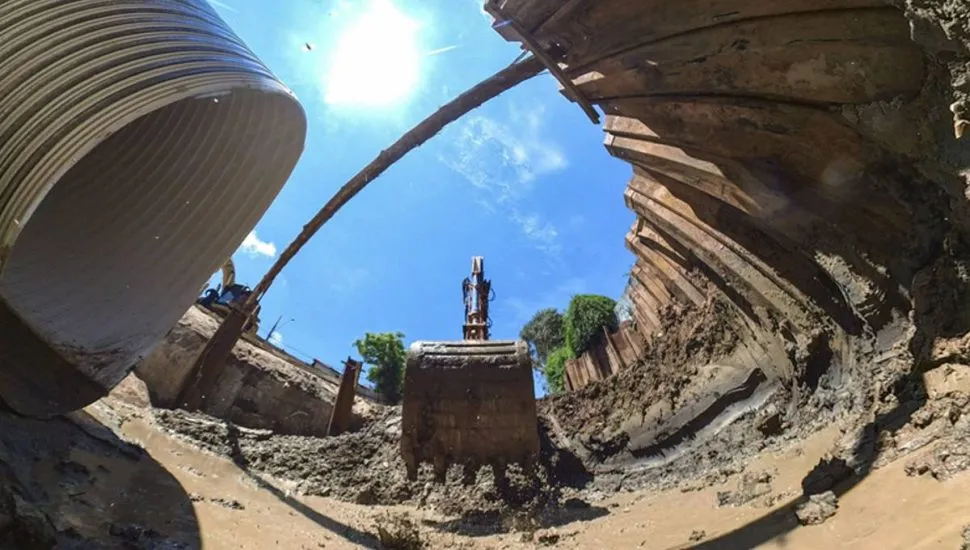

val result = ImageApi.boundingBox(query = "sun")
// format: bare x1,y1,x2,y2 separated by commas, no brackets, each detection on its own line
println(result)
323,0,422,107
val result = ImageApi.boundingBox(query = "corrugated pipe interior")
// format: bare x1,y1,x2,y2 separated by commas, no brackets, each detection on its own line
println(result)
0,0,307,416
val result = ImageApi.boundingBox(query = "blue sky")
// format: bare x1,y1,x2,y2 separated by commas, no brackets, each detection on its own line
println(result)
205,0,635,393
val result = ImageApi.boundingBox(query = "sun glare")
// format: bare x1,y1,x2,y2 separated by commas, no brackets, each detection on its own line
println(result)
324,0,421,107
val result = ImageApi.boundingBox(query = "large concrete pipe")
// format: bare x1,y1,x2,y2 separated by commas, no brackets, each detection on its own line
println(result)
0,0,307,416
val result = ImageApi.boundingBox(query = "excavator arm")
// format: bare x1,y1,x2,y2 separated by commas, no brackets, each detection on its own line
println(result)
221,257,236,289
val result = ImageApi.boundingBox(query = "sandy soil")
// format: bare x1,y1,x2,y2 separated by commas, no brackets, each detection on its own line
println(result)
47,391,967,550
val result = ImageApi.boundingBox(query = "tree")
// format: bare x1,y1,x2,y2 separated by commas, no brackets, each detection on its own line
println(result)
544,345,574,394
177,55,546,410
354,332,407,404
519,308,565,367
564,294,619,356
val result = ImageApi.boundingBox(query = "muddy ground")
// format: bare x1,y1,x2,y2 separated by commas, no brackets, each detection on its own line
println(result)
4,360,970,549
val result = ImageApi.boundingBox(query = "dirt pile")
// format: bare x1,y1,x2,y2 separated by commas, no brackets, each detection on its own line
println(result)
152,403,593,526
541,288,742,452
898,0,970,109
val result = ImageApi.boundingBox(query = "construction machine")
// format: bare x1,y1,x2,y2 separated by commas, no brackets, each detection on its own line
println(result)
401,256,539,484
196,258,261,336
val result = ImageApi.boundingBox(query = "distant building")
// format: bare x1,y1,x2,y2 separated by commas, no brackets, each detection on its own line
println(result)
311,359,342,380
616,279,635,323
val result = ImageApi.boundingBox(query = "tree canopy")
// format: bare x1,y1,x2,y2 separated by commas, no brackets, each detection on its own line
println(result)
543,345,574,394
564,294,619,356
519,294,619,394
520,308,565,366
354,331,407,404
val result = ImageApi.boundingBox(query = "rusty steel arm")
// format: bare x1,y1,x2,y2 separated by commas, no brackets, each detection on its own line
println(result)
246,55,544,307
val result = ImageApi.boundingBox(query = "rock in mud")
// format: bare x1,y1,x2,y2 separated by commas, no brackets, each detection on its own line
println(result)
802,456,853,495
211,497,245,510
536,529,562,545
689,529,706,542
904,412,970,481
794,491,839,526
961,524,970,550
373,513,425,550
355,486,378,505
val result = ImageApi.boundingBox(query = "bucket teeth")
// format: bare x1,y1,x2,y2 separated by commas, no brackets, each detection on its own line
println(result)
400,340,539,483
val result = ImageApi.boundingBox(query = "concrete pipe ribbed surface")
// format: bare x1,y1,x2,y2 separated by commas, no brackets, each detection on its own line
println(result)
0,0,307,416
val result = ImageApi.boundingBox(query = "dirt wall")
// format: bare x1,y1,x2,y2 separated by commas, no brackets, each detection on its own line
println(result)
487,0,970,485
136,307,373,437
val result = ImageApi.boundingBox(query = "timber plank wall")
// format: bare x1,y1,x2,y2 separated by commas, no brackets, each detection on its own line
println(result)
564,321,643,392
486,0,955,390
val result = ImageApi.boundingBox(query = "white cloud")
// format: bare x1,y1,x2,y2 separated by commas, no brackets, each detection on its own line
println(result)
269,331,284,347
442,104,567,202
426,45,459,57
238,231,277,259
470,0,495,21
441,102,568,260
328,266,371,293
616,291,635,323
511,210,561,258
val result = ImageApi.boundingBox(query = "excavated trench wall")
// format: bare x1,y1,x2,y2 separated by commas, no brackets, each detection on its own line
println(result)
486,0,970,405
135,307,374,437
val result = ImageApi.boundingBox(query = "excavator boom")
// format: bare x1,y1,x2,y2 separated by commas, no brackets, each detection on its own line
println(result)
401,257,539,483
221,257,237,289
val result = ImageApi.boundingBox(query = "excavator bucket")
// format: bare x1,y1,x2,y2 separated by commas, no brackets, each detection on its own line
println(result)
401,256,540,483
401,339,540,483
401,340,539,481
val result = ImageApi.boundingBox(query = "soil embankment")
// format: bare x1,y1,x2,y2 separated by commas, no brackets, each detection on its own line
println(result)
474,0,970,508
136,307,377,437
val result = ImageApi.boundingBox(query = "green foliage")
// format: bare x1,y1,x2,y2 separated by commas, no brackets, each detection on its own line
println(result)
519,308,565,366
519,296,618,393
564,294,619,355
543,345,574,394
354,331,406,404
